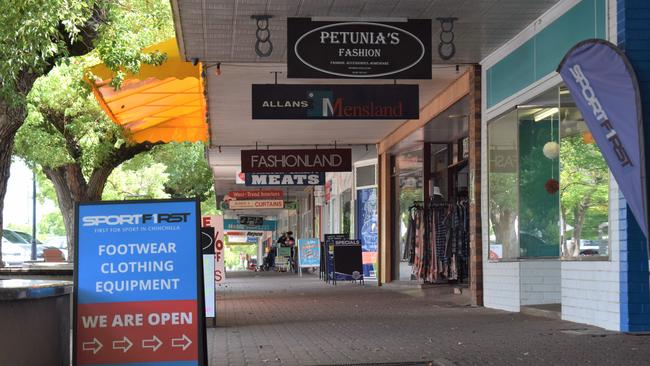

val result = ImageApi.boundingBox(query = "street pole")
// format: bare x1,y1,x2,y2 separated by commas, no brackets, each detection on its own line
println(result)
31,170,37,261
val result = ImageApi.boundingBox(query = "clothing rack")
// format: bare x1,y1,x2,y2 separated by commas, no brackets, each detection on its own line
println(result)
403,196,470,283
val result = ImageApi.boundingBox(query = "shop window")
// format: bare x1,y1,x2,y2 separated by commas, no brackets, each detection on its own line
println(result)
559,88,610,258
341,189,352,235
356,165,376,187
487,86,610,261
488,110,520,260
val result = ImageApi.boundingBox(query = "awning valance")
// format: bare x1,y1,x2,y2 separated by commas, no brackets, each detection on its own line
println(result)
88,38,207,144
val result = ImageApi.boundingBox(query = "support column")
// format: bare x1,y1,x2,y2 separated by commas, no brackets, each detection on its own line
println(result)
617,0,650,332
378,152,392,285
468,65,483,306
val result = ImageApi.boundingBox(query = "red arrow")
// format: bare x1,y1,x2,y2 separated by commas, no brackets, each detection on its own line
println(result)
112,336,133,353
142,335,163,352
82,338,103,355
171,334,193,351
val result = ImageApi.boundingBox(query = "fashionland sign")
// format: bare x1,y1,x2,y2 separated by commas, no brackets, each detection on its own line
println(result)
73,199,207,365
245,172,326,186
287,18,431,79
251,84,419,120
241,149,352,173
557,39,647,237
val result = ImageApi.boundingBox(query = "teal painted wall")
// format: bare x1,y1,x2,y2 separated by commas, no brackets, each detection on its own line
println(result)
486,0,607,109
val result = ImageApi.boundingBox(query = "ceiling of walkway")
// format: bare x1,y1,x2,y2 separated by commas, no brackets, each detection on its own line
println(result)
172,0,561,64
170,0,562,192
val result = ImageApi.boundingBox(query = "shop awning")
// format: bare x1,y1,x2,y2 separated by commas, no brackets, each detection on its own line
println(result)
88,38,207,144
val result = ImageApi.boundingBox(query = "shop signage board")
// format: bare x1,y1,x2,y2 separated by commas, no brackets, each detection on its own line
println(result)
252,84,419,120
239,216,264,226
241,149,352,173
287,18,432,79
200,227,216,318
228,200,284,209
74,199,207,366
245,172,326,186
285,201,299,210
227,190,284,200
333,239,364,282
202,215,225,285
558,39,648,238
357,187,378,278
298,238,320,267
224,219,277,231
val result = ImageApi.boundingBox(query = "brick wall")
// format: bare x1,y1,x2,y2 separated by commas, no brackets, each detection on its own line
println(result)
617,0,650,333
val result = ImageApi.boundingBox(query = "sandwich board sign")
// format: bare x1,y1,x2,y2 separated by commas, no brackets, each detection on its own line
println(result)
73,199,207,365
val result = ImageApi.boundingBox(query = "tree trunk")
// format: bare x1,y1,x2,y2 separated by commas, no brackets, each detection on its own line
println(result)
0,99,28,267
43,163,129,262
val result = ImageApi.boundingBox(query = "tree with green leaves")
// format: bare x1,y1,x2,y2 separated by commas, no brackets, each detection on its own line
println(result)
6,0,175,263
560,134,609,257
15,62,159,260
0,0,108,265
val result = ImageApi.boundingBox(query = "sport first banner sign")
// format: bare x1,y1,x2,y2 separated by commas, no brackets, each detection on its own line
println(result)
74,199,207,366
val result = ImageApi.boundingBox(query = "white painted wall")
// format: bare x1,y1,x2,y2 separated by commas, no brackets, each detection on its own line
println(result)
561,176,622,331
520,260,561,305
484,262,521,312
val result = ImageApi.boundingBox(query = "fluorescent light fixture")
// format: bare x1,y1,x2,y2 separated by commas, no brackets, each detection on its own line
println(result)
534,107,559,122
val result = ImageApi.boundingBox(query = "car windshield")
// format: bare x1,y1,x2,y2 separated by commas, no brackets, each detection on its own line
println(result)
3,230,29,244
14,231,41,244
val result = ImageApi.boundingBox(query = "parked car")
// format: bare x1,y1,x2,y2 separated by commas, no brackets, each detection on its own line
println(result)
1,238,30,266
2,229,45,260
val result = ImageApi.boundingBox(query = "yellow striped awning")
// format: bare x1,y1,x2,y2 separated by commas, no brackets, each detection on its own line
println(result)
88,38,207,144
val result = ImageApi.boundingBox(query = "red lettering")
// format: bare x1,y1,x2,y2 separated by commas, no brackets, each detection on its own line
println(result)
201,217,211,227
215,270,223,282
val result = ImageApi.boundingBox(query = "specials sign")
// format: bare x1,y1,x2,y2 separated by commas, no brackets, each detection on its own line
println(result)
241,149,352,173
288,18,431,79
252,84,419,120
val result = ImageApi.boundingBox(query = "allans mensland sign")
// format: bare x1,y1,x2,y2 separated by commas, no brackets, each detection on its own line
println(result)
287,18,432,79
252,84,419,120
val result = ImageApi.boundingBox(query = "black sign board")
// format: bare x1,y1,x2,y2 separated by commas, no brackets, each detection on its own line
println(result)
324,234,349,245
288,18,432,79
252,84,419,120
201,227,215,255
333,240,363,281
241,149,352,173
239,216,264,227
245,172,325,186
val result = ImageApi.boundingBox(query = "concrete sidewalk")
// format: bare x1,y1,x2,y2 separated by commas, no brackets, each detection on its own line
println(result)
208,271,650,366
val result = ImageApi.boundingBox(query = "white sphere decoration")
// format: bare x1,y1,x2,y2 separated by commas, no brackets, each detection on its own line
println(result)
543,141,560,159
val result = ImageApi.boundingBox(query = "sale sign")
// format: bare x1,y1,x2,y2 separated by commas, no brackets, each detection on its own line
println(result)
202,215,225,285
73,199,207,365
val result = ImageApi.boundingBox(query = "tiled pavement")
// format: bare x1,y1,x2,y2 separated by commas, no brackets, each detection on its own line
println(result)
207,271,650,366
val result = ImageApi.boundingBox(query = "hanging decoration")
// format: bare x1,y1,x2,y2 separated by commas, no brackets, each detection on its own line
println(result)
252,15,273,57
545,178,560,194
436,17,458,60
543,141,560,159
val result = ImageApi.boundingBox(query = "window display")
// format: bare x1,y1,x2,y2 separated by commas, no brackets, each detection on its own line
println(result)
487,85,610,260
